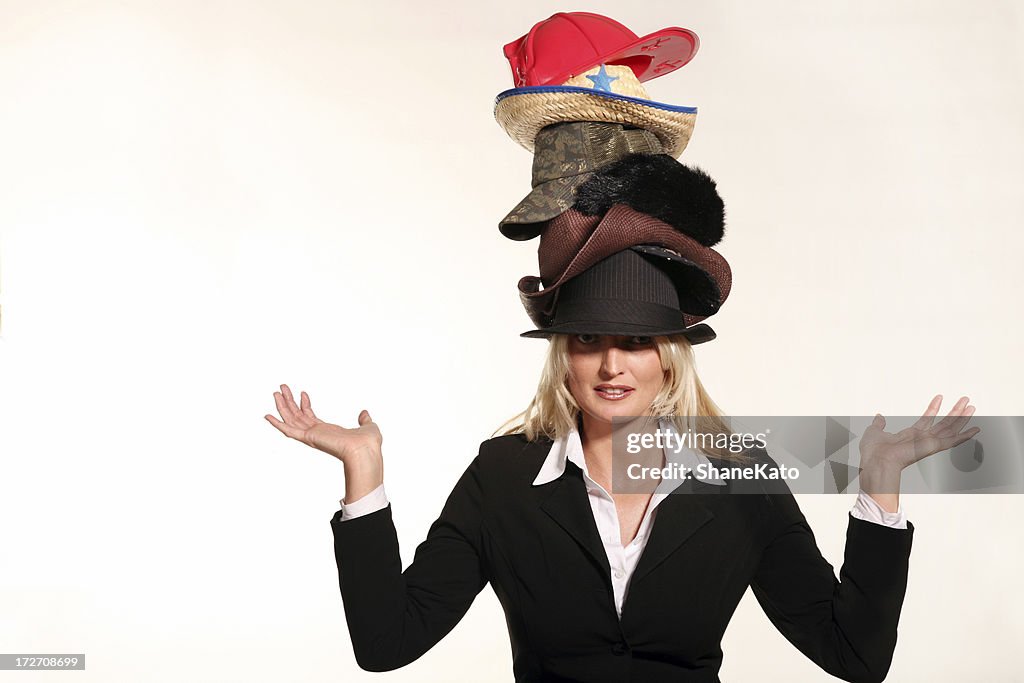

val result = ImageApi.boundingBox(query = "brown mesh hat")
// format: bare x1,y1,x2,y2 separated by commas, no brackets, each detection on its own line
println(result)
520,247,717,344
499,121,664,241
518,204,732,336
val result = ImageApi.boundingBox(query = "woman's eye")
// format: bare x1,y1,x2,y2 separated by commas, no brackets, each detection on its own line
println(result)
629,336,654,346
576,334,598,344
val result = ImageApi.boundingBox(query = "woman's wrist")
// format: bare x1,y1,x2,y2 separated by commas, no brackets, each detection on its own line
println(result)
857,465,902,513
343,449,385,504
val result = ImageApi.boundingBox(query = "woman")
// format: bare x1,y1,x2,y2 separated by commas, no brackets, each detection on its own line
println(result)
265,249,978,682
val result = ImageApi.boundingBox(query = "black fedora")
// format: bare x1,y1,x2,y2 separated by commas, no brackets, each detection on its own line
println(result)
518,204,729,331
520,246,717,344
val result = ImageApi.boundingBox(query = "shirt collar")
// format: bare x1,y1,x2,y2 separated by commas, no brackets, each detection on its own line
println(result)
532,417,727,487
531,425,586,485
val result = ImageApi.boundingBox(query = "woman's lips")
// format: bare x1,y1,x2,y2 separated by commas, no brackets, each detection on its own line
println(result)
594,387,635,401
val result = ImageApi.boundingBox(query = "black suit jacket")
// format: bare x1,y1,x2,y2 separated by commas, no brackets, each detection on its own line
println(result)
331,433,914,683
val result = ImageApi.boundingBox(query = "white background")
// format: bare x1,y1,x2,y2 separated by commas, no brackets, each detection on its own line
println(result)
1,1,1022,681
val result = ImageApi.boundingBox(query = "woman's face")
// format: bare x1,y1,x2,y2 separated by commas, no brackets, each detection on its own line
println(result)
566,334,665,427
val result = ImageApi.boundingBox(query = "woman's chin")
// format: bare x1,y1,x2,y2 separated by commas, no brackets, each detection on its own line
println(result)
584,403,643,425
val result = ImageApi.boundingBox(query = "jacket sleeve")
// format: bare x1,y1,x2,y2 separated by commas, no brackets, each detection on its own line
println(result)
330,454,488,672
750,456,914,683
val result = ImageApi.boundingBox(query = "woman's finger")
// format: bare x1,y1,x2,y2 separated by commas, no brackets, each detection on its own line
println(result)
938,404,975,438
961,426,982,442
910,424,981,463
358,409,372,426
273,391,297,423
265,413,303,440
300,391,321,422
933,397,971,433
280,385,314,427
932,427,981,457
281,384,301,414
910,395,942,431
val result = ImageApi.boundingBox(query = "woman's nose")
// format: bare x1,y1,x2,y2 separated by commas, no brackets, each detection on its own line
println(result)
600,345,623,377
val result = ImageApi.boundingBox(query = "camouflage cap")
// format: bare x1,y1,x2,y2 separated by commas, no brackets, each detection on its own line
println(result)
499,121,663,240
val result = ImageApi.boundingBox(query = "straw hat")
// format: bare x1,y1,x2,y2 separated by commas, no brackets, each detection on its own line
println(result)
494,12,700,157
495,64,697,159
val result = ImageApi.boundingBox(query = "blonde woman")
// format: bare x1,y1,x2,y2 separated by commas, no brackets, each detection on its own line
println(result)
266,249,977,683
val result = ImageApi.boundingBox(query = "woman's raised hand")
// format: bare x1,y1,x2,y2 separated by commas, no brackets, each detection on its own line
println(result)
860,394,980,474
857,394,980,512
265,384,384,501
265,384,382,461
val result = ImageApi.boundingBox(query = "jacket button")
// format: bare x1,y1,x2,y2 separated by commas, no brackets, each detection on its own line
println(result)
611,642,629,656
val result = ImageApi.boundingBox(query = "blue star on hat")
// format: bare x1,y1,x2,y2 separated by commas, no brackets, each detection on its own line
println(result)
585,64,619,93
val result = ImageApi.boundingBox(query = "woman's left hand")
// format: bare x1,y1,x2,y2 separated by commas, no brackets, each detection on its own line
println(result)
860,395,980,474
857,395,981,512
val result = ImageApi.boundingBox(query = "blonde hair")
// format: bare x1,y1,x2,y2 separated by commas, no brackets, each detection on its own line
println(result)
496,334,753,462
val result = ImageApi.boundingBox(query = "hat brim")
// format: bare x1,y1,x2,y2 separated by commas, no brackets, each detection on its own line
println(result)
604,28,700,82
520,322,717,345
494,87,696,158
499,173,595,241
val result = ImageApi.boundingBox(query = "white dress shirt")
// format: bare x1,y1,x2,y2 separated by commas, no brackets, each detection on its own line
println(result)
339,422,908,618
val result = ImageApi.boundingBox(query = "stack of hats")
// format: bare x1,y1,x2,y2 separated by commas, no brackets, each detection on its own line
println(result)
493,12,731,344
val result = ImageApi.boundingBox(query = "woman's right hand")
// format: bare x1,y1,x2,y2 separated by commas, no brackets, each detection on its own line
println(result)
265,384,384,501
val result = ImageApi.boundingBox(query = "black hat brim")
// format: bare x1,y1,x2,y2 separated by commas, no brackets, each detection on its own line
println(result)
520,322,717,345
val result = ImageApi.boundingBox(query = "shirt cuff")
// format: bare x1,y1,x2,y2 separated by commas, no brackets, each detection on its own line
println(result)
339,483,389,521
851,490,908,529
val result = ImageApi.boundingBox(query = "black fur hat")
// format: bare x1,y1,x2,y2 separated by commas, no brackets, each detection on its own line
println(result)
572,154,725,247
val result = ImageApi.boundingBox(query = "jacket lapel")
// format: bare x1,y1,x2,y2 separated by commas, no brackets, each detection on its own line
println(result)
630,480,718,585
539,463,612,581
533,438,721,589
